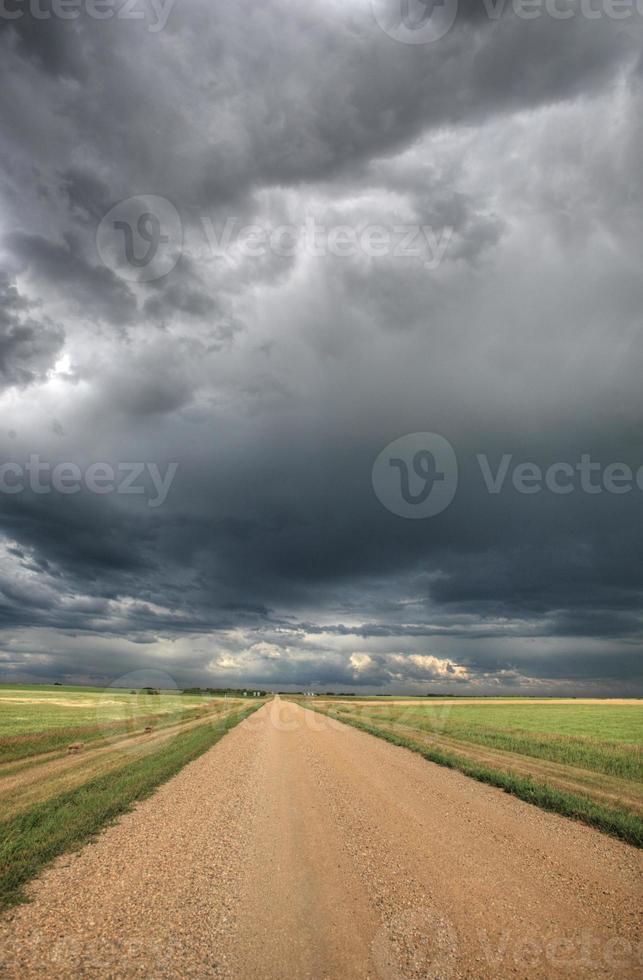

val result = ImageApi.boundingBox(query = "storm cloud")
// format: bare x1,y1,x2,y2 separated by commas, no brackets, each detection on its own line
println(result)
0,0,641,693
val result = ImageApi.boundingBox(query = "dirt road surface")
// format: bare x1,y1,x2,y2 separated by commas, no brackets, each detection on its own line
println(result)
0,698,640,979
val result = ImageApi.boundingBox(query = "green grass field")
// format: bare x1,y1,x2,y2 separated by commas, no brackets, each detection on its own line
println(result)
0,684,218,762
0,684,206,730
325,701,642,778
300,697,643,847
0,684,265,911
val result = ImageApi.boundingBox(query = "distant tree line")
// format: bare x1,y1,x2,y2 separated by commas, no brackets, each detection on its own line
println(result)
181,687,268,697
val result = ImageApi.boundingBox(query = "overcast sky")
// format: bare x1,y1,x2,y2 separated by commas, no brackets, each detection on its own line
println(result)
0,0,642,693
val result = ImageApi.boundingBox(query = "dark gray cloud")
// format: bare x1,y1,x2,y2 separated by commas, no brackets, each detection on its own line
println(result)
0,0,641,692
0,270,64,389
6,232,137,325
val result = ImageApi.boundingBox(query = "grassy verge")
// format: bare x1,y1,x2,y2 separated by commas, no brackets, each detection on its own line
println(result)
309,706,643,848
330,708,641,780
0,700,242,766
417,725,640,779
0,710,195,764
0,704,260,912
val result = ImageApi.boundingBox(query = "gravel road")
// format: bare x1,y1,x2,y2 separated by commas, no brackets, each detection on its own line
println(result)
0,698,640,979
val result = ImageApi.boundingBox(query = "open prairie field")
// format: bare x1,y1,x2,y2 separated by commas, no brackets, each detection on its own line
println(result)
0,684,265,911
1,684,210,753
297,696,643,846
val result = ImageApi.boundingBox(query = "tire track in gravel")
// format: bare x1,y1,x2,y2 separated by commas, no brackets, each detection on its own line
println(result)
0,698,641,979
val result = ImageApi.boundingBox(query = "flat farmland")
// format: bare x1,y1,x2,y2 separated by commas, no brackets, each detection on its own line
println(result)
299,697,643,846
0,684,264,911
1,698,641,979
